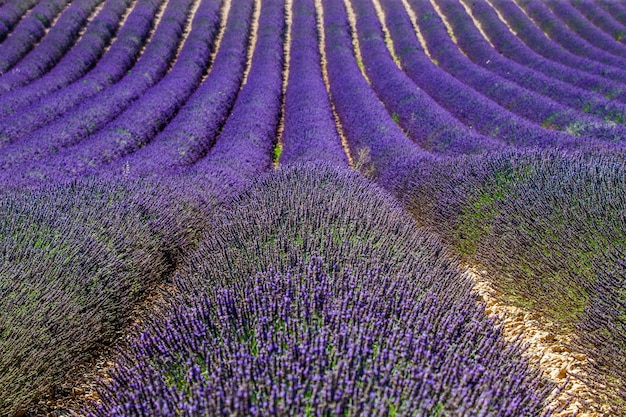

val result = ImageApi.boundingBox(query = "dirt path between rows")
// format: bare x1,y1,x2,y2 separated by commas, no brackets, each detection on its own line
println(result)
469,267,611,416
315,0,354,167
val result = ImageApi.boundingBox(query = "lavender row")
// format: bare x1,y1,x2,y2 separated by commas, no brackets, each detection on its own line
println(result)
279,0,348,166
466,0,626,103
87,165,552,416
429,0,626,142
0,0,71,74
570,0,626,43
406,149,626,414
0,0,164,145
322,0,429,194
379,0,582,151
189,0,285,194
544,0,626,59
118,0,254,177
410,0,626,145
597,0,626,29
514,0,626,70
0,0,130,118
0,0,39,41
489,0,626,85
44,0,225,180
0,0,102,93
352,0,502,156
0,0,200,179
0,0,192,177
0,177,216,417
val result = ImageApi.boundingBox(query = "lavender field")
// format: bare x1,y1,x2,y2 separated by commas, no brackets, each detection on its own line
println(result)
0,0,624,415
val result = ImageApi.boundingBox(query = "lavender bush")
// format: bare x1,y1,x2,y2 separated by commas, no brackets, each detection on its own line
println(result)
0,0,70,74
118,0,254,175
87,163,553,416
0,0,40,41
0,177,216,416
471,0,626,101
405,149,626,413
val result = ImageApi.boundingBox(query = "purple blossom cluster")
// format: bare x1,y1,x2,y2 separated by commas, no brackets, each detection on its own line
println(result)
117,0,254,175
568,0,626,44
596,0,626,30
0,0,164,143
377,0,578,150
515,0,626,69
87,164,552,416
0,0,101,92
420,0,626,127
0,0,70,74
472,0,626,101
322,0,431,193
279,0,348,166
544,0,626,58
26,0,224,180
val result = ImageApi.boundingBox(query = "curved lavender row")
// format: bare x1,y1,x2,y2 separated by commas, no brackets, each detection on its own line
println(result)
190,0,285,194
489,0,626,86
0,0,39,41
352,0,502,156
116,0,253,176
514,0,626,70
0,0,103,93
87,165,551,416
322,0,430,193
570,0,626,43
467,0,626,103
597,0,626,29
46,0,226,179
0,0,164,145
0,0,130,118
0,0,194,174
544,0,626,59
429,0,626,143
380,0,581,151
412,0,626,144
0,0,70,74
280,0,348,166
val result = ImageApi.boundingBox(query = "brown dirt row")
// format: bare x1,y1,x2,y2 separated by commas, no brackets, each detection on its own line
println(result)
469,267,611,416
398,0,437,63
315,0,355,167
241,0,261,86
273,0,294,169
202,0,234,83
342,0,371,84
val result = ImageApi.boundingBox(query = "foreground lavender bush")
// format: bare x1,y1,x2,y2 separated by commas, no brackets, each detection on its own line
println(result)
406,150,626,412
88,164,552,416
0,177,216,416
